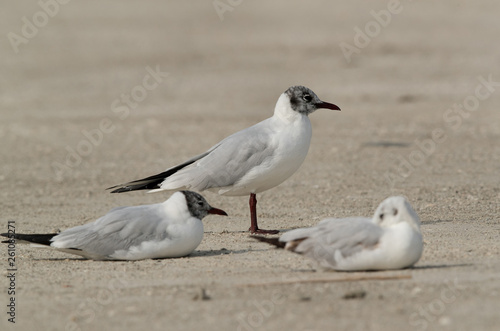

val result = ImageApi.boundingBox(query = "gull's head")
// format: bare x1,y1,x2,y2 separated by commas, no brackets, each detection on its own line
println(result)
372,196,421,231
180,191,228,220
283,86,340,115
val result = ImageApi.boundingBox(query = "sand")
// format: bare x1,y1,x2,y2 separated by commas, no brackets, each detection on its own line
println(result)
1,1,499,330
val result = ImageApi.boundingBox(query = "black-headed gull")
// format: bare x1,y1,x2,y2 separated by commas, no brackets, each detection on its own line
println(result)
1,191,227,260
108,86,340,234
252,196,423,271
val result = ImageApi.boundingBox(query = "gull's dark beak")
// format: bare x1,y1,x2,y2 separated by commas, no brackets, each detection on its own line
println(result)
316,101,341,111
208,207,228,216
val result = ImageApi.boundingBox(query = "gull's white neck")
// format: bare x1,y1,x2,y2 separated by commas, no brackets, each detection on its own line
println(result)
162,192,191,222
273,93,305,123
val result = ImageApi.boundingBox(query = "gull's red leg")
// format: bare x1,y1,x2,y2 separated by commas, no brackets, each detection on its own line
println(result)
248,193,279,234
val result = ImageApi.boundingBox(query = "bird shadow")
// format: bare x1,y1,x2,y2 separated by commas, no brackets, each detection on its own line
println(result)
362,141,411,148
422,219,455,225
189,248,249,258
31,257,87,261
315,263,475,273
412,263,474,270
281,264,474,274
28,249,249,262
220,229,293,236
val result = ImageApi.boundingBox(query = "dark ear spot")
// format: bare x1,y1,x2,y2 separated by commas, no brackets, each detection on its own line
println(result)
289,95,299,109
392,208,398,216
379,213,384,221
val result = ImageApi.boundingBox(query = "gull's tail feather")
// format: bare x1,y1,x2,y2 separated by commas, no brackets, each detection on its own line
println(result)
1,233,57,246
107,151,211,193
250,235,285,249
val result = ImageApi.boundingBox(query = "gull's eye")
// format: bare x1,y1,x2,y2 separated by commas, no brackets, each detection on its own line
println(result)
379,213,384,220
302,94,312,102
392,208,398,216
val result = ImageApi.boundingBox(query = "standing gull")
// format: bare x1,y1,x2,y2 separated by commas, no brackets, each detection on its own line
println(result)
1,191,227,260
108,86,340,234
252,196,423,271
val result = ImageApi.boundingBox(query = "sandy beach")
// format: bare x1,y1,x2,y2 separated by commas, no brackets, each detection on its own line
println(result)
1,1,499,330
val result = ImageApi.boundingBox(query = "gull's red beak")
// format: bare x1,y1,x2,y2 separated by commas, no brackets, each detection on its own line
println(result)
316,101,341,111
208,207,228,216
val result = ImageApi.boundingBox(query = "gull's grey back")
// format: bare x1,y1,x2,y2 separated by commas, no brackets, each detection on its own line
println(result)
52,204,170,259
292,218,384,268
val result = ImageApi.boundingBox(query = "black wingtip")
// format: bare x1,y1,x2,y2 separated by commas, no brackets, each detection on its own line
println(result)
250,235,286,249
107,151,206,193
107,163,194,193
1,233,58,246
1,233,13,243
106,184,140,192
106,180,163,194
108,186,134,193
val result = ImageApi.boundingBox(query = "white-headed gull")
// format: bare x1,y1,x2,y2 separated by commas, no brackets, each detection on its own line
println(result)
252,196,423,271
1,191,227,260
108,86,340,234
